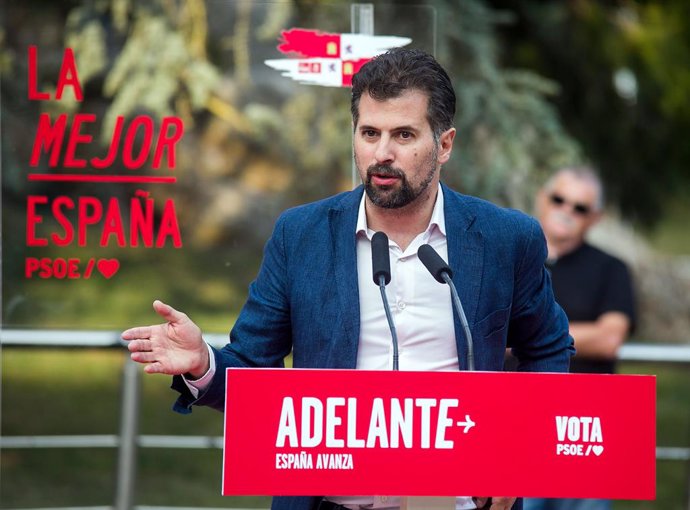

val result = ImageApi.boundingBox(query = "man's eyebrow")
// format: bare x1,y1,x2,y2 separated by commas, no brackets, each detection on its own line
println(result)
357,124,421,132
393,125,420,132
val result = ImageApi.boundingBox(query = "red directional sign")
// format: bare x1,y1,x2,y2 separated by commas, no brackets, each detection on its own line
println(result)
265,29,411,87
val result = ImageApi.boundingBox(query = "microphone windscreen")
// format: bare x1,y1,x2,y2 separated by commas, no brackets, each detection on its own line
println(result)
371,231,391,285
418,243,453,283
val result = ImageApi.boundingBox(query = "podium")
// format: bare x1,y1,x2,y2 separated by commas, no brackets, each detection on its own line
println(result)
222,369,655,504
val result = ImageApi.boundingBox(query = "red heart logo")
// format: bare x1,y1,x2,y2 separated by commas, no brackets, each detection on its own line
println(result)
97,259,120,279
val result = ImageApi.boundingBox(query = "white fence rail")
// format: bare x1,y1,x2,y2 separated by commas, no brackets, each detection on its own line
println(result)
2,329,690,510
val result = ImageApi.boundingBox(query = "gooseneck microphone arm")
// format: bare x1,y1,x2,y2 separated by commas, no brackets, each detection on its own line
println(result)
440,271,475,372
417,244,475,371
371,231,399,371
378,282,400,371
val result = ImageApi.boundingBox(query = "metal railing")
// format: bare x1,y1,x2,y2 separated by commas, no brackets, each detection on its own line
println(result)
2,329,690,510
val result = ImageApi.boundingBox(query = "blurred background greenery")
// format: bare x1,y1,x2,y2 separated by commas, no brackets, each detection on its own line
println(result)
2,0,689,338
1,0,689,509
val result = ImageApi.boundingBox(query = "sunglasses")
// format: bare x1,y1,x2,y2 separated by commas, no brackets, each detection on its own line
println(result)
548,193,592,216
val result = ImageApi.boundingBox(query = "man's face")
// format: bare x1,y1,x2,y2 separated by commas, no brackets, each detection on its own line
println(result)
353,89,454,210
537,172,601,245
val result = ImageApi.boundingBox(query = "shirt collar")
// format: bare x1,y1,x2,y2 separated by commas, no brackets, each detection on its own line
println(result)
355,183,447,240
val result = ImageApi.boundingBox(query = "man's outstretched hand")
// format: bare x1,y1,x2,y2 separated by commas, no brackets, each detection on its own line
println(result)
121,300,209,377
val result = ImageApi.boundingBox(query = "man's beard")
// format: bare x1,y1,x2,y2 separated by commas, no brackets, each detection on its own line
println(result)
364,154,438,209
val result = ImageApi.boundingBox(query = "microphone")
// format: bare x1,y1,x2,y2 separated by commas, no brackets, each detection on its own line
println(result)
371,231,391,286
371,231,399,370
417,244,475,371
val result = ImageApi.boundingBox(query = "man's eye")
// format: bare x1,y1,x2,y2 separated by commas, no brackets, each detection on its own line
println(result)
363,130,377,138
399,131,412,139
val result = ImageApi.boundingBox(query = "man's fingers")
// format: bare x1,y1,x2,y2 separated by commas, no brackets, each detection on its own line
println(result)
143,361,166,374
121,326,151,341
152,299,186,323
130,350,158,364
123,301,198,376
126,339,151,353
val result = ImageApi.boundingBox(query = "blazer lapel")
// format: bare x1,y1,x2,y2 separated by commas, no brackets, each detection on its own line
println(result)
328,187,364,368
442,184,485,370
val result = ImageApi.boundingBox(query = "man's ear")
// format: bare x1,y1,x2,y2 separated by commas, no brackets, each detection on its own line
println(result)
437,127,456,165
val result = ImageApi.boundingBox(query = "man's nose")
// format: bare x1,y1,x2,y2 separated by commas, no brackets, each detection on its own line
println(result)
374,136,394,165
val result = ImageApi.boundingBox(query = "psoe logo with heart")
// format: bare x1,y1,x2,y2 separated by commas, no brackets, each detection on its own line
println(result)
555,416,604,457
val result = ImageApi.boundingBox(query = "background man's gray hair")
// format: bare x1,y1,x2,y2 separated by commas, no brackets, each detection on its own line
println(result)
543,166,605,211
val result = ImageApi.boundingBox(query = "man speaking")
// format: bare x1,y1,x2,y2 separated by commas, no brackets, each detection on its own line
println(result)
122,48,574,510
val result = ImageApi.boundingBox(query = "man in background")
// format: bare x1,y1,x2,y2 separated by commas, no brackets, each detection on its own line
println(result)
524,166,636,510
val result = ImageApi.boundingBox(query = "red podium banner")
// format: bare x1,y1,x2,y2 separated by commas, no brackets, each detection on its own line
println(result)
223,369,655,500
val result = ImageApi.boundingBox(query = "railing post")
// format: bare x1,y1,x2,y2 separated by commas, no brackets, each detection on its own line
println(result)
687,456,690,510
350,3,374,189
115,355,141,510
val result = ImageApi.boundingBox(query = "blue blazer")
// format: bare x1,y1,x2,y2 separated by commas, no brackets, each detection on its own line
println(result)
172,183,574,510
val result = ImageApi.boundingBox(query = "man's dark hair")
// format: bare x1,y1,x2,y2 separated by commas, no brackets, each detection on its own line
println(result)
351,47,456,139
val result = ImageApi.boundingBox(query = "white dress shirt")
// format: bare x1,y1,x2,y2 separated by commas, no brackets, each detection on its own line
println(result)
354,184,459,372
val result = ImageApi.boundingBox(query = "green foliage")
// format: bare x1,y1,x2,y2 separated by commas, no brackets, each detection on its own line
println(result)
643,189,690,255
65,11,107,85
435,0,582,210
60,0,586,212
488,0,690,224
628,3,690,119
65,1,221,141
3,0,687,327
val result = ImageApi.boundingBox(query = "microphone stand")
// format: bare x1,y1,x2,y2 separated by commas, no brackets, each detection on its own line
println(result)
376,274,399,371
417,243,475,372
440,272,475,372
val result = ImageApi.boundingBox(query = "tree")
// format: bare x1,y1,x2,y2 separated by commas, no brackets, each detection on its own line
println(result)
487,0,690,225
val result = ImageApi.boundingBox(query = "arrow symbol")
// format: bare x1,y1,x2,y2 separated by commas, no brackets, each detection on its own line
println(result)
456,415,475,433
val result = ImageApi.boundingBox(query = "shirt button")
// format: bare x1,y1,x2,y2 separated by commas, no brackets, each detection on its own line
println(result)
397,301,406,310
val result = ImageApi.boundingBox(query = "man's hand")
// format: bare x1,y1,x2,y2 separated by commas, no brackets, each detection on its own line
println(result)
472,497,517,510
121,300,208,377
